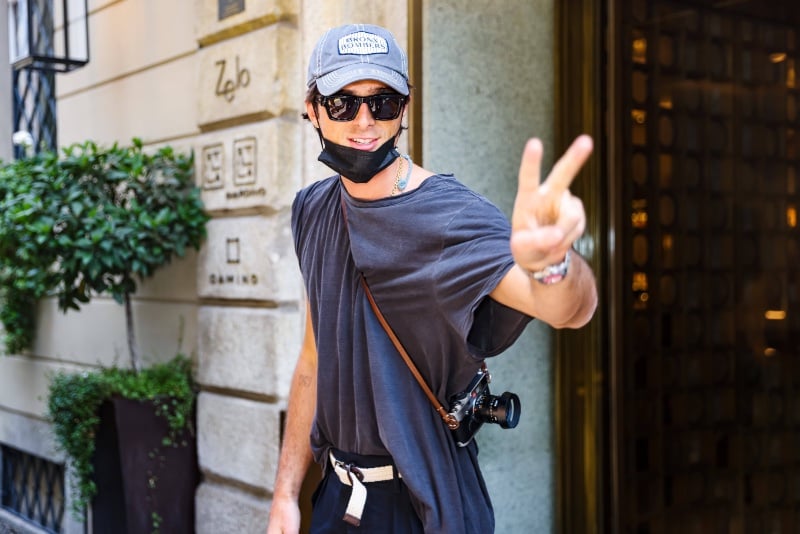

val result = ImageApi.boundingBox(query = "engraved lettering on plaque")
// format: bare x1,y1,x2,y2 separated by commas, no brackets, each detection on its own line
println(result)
209,235,259,286
202,143,224,190
215,56,251,102
209,273,258,285
226,237,241,264
233,137,256,185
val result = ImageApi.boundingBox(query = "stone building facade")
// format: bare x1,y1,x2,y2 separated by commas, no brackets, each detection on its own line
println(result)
0,1,559,533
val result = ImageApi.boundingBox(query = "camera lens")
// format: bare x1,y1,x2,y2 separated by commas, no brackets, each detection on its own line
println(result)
475,391,521,429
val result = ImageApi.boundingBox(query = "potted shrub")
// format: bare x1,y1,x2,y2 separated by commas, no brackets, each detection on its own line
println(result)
0,138,209,533
48,355,197,533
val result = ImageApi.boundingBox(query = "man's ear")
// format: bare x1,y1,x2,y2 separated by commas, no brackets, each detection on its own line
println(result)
306,100,320,129
402,95,411,122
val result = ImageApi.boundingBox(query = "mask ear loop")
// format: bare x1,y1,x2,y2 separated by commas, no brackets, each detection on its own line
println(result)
392,102,409,148
310,102,327,149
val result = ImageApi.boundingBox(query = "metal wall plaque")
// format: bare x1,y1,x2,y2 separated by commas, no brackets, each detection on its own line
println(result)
218,0,245,20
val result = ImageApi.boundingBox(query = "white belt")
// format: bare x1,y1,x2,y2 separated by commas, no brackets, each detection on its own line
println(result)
329,451,401,526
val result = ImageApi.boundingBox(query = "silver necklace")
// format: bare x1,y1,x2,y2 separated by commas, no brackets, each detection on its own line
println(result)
391,155,413,196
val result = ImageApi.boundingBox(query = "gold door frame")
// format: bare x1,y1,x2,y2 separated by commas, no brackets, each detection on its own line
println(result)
555,1,611,533
407,0,424,164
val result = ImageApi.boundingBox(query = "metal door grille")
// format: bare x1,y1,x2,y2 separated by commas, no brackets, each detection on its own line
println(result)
11,0,58,156
620,1,800,532
1,444,65,533
13,65,57,157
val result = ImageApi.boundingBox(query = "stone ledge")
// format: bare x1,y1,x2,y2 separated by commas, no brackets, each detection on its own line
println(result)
0,511,48,534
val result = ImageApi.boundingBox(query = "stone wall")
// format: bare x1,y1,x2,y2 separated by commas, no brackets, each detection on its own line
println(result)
190,1,305,531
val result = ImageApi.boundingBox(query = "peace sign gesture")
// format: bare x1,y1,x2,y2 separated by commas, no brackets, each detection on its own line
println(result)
509,135,594,274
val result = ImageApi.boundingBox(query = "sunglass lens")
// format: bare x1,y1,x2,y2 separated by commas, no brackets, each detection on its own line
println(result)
321,94,405,121
326,95,359,121
372,95,404,120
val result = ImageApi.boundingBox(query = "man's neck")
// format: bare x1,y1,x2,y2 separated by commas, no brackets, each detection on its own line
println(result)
340,158,400,200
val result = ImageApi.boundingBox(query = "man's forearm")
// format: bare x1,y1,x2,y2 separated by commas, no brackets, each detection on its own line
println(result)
491,251,598,328
273,302,318,502
273,352,317,500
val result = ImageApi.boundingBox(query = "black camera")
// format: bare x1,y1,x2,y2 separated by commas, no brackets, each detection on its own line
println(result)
448,367,521,447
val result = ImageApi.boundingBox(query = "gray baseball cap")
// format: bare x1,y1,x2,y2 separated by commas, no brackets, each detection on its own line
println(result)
307,24,409,96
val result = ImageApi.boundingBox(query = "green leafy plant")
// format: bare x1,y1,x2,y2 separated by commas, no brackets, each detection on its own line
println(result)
47,355,196,517
0,286,37,354
0,138,209,369
0,138,209,530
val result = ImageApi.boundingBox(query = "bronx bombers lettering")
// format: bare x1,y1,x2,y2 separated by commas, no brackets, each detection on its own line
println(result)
338,31,388,55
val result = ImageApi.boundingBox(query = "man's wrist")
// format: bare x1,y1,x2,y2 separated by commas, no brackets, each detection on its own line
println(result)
271,490,301,503
523,250,571,285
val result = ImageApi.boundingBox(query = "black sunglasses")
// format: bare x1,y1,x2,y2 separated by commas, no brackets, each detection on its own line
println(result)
315,93,407,122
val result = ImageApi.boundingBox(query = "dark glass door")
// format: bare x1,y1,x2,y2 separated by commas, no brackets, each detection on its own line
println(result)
616,1,800,532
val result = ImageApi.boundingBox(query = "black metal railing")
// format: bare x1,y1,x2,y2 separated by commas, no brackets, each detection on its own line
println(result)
12,67,57,158
10,0,58,156
1,444,65,533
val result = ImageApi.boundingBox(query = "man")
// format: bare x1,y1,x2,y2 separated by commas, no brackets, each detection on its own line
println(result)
267,23,597,533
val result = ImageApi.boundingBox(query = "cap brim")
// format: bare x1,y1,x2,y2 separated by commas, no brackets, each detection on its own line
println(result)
316,64,409,96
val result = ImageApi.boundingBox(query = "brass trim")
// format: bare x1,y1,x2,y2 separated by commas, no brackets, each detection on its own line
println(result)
554,0,606,532
196,14,289,48
606,2,624,531
407,0,424,163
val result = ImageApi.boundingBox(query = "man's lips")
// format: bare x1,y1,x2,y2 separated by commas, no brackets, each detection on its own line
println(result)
349,137,379,150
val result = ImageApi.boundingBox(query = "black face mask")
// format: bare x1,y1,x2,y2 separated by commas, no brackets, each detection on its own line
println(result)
317,136,400,184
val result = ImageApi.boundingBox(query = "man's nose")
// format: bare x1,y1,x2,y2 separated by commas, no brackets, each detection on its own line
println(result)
354,102,375,126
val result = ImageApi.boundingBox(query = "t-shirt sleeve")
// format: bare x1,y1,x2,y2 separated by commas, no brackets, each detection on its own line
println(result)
433,195,533,358
290,188,307,262
467,296,533,357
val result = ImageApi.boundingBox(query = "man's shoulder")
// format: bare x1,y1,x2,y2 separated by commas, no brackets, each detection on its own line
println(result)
418,174,504,216
299,174,339,196
294,175,339,210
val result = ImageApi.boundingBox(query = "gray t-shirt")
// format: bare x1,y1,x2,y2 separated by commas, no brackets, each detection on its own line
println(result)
291,174,532,533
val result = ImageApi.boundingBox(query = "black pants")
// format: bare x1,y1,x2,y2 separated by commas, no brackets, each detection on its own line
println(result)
310,449,424,533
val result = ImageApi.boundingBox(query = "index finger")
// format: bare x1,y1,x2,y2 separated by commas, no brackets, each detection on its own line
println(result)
542,134,594,196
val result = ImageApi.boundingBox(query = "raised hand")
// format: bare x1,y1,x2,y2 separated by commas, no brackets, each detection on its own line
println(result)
510,135,593,273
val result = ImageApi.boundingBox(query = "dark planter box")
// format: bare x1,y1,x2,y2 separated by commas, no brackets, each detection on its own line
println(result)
92,397,199,534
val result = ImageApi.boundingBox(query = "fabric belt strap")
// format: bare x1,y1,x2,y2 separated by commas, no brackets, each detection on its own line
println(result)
329,451,400,526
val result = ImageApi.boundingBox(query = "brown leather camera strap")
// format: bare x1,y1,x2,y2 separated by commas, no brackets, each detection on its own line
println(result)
340,191,458,429
360,276,459,430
